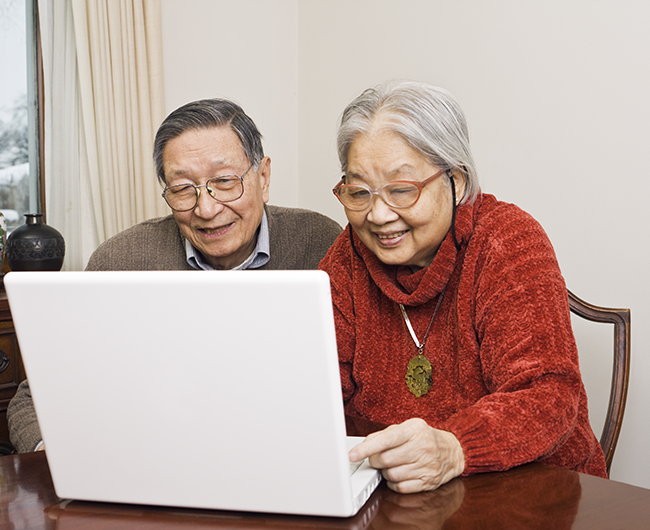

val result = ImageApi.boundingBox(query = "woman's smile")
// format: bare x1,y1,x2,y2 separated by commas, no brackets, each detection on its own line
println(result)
375,229,408,246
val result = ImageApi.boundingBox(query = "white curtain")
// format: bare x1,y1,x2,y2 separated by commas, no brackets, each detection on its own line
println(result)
38,0,167,271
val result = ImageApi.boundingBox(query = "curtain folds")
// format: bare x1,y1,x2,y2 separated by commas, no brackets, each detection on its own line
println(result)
39,0,167,270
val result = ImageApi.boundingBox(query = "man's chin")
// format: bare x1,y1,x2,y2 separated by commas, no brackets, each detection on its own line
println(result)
200,247,238,270
200,239,258,270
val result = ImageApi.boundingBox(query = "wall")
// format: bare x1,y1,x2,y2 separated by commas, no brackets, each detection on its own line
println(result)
161,0,300,206
161,0,650,488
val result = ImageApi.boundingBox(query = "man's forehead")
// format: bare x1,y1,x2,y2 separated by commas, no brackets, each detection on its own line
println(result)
164,126,248,166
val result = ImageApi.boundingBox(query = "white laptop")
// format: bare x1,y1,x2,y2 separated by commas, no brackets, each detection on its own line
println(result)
5,270,381,517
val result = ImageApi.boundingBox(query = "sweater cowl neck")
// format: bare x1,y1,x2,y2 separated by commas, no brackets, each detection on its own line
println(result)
351,194,485,307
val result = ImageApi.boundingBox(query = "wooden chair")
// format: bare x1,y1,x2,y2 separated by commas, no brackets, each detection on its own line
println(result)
568,290,631,475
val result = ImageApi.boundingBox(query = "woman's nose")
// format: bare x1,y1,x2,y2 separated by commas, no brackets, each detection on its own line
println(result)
366,195,399,225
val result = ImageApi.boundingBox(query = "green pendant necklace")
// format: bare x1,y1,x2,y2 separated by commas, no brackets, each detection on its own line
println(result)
399,287,446,397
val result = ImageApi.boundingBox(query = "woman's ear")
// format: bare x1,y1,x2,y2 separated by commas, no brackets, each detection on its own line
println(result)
450,168,467,204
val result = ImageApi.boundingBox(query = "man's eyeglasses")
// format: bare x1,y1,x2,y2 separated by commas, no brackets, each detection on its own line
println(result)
332,169,447,211
162,163,254,212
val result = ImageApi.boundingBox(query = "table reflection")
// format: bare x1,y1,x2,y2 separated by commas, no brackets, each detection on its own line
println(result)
447,463,581,530
41,463,580,530
370,480,465,530
0,453,57,530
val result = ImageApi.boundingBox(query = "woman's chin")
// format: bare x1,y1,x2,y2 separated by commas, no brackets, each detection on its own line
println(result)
372,247,412,267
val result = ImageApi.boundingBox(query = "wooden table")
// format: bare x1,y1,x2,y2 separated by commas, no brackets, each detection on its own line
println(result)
2,451,650,529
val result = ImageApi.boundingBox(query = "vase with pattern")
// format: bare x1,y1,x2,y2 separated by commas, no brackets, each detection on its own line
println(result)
6,214,65,271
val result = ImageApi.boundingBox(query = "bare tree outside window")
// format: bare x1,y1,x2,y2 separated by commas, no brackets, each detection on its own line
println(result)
0,0,37,233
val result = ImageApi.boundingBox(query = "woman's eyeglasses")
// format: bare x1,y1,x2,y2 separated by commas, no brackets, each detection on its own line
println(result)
332,169,447,211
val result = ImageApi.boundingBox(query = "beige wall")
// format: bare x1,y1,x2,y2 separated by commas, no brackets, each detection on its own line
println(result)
161,0,650,488
161,0,300,206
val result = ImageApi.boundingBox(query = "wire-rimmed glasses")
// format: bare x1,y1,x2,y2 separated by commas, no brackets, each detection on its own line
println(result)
162,163,254,212
332,169,447,211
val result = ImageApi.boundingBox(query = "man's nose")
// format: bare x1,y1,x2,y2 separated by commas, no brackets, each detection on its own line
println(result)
193,187,225,218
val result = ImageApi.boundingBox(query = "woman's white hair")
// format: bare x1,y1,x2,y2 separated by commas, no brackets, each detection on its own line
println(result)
337,80,479,204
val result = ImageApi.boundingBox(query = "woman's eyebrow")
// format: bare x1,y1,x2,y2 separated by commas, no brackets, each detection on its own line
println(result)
347,164,419,181
387,163,418,177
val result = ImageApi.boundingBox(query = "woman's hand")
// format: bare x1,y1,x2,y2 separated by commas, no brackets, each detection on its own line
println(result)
349,418,465,493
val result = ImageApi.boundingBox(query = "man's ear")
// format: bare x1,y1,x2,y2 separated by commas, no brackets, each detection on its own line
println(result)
258,156,271,203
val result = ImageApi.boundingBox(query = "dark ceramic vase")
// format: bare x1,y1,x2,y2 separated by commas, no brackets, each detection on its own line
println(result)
6,214,66,271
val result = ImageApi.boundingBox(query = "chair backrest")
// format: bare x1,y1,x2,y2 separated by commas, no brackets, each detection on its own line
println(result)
568,290,631,475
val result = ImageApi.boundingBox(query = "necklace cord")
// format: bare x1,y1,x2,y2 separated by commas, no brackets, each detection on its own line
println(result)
399,286,447,353
450,175,461,251
348,224,363,261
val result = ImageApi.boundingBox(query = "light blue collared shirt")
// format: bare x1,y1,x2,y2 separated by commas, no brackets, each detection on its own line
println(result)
185,210,270,270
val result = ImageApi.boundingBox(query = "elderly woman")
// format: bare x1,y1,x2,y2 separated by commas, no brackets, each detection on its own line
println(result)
319,80,607,493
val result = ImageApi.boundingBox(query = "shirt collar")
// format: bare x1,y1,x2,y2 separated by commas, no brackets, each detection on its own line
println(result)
185,210,270,270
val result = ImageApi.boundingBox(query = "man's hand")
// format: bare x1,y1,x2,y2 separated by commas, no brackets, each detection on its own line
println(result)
349,418,465,493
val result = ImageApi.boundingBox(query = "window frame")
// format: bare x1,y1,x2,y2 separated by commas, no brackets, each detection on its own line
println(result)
26,0,44,218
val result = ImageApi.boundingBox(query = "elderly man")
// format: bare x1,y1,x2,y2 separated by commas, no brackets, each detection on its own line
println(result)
88,98,341,271
8,98,342,453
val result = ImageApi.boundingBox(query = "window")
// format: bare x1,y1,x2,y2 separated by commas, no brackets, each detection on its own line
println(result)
0,0,41,233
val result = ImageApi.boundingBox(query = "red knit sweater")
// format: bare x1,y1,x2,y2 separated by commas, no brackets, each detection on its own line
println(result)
319,194,607,477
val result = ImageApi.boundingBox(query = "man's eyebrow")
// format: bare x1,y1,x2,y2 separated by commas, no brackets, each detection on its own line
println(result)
207,158,229,168
167,167,189,177
166,158,232,178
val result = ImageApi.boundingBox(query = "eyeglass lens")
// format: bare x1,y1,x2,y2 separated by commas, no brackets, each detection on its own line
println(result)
337,181,421,210
163,176,244,212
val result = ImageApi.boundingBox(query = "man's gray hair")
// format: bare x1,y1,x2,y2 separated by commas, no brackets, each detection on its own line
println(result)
153,98,264,186
337,80,479,204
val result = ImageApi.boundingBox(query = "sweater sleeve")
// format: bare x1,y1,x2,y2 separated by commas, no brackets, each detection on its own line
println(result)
7,379,43,453
440,205,604,475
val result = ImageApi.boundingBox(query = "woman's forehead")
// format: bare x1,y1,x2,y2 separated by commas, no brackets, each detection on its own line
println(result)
347,135,432,182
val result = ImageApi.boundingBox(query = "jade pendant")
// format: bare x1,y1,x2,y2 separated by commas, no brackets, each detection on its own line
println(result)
405,353,433,397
